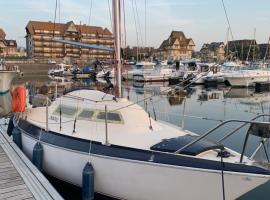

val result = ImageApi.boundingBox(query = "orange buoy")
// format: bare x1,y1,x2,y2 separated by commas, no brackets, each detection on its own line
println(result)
11,86,26,112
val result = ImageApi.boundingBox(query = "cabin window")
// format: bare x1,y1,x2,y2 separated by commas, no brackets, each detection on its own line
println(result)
78,110,94,120
53,105,77,117
96,111,123,123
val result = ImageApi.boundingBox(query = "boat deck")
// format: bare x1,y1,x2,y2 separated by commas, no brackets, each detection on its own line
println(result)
0,126,63,200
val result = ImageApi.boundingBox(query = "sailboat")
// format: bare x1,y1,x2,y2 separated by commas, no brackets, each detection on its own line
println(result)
12,1,270,199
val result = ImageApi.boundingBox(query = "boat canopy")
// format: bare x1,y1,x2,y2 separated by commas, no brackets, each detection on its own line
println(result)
150,135,224,156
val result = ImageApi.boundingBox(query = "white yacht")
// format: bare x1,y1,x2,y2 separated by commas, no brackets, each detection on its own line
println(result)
131,61,157,81
0,61,21,93
96,68,115,79
135,61,156,68
48,63,74,76
181,61,210,84
224,70,270,87
133,66,180,82
203,61,244,84
0,91,11,116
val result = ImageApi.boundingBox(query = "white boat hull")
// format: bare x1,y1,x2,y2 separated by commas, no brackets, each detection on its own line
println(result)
0,71,18,93
225,76,270,87
20,131,269,200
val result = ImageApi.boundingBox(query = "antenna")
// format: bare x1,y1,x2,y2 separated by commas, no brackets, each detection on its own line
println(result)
263,36,270,63
252,28,256,62
88,0,93,25
58,0,61,23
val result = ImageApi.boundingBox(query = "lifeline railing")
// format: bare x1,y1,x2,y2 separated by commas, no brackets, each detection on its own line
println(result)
175,114,270,163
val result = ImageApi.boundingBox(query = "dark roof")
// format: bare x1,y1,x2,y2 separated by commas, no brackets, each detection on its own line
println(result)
201,42,224,51
26,21,112,36
228,40,257,46
159,31,194,50
5,40,17,47
0,28,6,39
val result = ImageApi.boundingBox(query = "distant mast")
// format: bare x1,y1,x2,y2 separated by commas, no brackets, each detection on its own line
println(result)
112,0,122,97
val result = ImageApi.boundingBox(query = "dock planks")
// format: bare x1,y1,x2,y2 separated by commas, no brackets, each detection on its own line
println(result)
0,124,63,200
0,146,34,200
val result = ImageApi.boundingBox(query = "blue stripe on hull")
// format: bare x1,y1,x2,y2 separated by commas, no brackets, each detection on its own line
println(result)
18,119,270,176
0,89,9,95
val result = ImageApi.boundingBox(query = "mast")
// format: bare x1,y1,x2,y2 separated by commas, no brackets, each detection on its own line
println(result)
225,27,229,60
263,36,270,66
112,0,122,97
252,28,256,62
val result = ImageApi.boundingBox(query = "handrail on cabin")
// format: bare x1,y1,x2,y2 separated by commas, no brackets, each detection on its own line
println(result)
175,114,270,162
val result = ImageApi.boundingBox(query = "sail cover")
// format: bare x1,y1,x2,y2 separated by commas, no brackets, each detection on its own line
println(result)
51,38,114,52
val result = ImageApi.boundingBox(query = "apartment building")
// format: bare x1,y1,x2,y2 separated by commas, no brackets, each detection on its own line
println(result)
25,21,113,60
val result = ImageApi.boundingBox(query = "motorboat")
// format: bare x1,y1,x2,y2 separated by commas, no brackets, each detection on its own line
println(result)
224,70,270,87
160,59,173,66
203,62,245,85
170,61,210,85
48,63,74,76
135,61,156,68
72,66,96,79
133,66,181,82
129,62,157,81
0,61,21,93
96,68,115,79
168,61,210,85
0,91,12,117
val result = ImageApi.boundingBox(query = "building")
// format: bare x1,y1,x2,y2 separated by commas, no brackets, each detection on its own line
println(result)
0,28,7,56
25,21,113,60
200,42,225,62
5,40,17,55
0,28,22,57
226,40,259,60
123,46,154,60
158,31,195,60
258,43,270,60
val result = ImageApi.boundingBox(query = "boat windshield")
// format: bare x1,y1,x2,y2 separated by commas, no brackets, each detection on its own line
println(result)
53,106,124,124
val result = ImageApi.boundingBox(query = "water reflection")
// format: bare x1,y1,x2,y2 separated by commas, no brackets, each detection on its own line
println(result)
167,87,195,105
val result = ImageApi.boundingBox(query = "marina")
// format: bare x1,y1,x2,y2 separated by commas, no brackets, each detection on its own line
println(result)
1,64,270,200
0,0,270,199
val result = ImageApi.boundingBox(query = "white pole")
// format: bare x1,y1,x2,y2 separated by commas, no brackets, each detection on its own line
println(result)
46,97,49,131
55,83,58,99
105,105,108,145
181,97,186,129
112,0,122,97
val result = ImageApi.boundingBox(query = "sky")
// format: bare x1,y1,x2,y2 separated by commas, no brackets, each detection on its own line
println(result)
0,0,270,50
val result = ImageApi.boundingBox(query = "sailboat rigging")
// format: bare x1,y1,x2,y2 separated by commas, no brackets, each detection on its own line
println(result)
9,1,270,200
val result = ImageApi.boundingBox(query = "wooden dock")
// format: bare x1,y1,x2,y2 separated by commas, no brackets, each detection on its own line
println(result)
0,124,63,200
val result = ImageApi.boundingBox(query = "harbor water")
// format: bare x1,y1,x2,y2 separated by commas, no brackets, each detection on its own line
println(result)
1,64,270,200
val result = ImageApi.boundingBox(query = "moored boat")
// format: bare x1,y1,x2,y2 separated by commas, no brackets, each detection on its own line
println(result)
133,66,180,82
13,88,270,200
48,63,74,76
224,70,270,87
10,1,270,199
0,61,21,93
